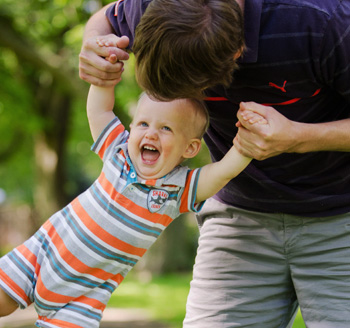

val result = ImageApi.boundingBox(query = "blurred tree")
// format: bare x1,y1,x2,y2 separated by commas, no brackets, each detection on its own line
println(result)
0,0,209,273
0,0,89,223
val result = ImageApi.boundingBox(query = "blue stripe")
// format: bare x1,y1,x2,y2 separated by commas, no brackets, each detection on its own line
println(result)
65,304,101,320
112,156,125,170
91,185,161,236
63,208,138,265
36,233,114,291
138,184,177,200
9,252,35,281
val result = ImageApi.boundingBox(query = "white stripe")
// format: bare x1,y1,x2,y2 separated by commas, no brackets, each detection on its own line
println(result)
68,201,141,261
3,253,33,292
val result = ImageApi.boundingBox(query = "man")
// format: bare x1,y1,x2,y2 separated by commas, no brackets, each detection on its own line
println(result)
79,0,350,327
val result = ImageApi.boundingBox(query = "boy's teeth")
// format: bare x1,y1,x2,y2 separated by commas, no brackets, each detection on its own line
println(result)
144,146,156,151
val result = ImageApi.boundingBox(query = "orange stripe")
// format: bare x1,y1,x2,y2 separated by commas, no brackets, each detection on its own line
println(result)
0,268,31,305
110,273,124,285
74,295,106,311
98,123,125,159
98,172,173,226
15,244,41,279
36,278,75,304
144,179,157,186
42,220,118,281
38,317,85,328
179,171,193,213
36,278,107,309
71,198,146,257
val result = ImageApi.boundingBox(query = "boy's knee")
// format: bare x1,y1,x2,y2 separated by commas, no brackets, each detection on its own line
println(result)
0,289,19,316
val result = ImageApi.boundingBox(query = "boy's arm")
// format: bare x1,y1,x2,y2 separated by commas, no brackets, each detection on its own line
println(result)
87,85,116,142
195,146,252,203
195,107,267,202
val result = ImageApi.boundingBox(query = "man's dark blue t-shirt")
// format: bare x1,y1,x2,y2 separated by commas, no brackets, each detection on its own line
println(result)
106,0,350,217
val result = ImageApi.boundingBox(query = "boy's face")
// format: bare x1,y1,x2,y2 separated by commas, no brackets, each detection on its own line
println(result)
128,95,201,180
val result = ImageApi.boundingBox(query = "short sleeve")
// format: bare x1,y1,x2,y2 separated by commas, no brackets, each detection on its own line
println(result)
105,0,152,49
91,117,129,162
178,168,205,214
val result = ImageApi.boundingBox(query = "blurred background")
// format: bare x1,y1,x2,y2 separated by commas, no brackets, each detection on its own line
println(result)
0,0,305,327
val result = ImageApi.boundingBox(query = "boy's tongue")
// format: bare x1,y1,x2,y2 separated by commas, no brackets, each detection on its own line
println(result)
142,149,160,162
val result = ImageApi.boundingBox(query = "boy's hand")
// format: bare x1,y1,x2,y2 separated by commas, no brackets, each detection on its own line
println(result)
79,35,130,86
235,102,299,160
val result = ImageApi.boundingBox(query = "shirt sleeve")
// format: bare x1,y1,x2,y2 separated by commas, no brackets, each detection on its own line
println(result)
178,168,206,214
91,117,129,162
105,0,152,49
319,2,350,105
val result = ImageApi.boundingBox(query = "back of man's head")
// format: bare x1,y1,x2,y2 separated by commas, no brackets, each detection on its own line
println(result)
133,0,244,101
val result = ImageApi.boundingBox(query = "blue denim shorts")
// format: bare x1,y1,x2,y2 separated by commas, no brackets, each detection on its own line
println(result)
184,198,350,328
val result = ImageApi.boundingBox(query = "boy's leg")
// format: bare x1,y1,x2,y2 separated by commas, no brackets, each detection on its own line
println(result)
0,287,18,316
184,198,298,328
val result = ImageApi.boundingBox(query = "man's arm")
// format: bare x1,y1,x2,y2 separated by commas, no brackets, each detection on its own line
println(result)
79,3,130,86
87,85,116,142
235,102,350,161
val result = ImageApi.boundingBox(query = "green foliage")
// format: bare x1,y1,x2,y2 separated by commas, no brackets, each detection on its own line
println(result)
0,0,141,206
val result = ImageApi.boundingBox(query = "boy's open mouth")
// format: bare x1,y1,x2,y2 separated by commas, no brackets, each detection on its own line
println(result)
141,145,160,163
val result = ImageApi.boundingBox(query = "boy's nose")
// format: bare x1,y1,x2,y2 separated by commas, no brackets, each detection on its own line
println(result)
145,128,158,140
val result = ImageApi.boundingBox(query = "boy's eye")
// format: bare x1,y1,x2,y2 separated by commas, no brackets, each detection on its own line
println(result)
162,126,172,132
140,122,148,127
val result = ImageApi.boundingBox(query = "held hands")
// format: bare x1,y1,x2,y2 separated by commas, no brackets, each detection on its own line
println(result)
234,102,300,160
79,35,130,86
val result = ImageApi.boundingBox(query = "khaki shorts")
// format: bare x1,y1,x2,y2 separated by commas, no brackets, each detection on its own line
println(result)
184,198,350,328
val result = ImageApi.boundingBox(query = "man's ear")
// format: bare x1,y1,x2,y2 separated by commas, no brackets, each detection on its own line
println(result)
183,139,202,159
233,46,244,60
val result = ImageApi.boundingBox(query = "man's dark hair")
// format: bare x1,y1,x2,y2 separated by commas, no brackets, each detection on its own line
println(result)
133,0,244,101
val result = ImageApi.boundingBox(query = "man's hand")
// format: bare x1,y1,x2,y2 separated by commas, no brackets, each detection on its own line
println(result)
79,35,130,86
234,102,301,160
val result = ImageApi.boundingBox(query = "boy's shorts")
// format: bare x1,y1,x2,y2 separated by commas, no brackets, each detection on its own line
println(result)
184,197,350,328
0,222,109,328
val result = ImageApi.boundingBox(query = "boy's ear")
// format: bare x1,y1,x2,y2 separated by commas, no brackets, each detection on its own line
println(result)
183,139,202,159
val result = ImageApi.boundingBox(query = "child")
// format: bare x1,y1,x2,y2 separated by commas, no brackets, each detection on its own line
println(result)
0,52,267,328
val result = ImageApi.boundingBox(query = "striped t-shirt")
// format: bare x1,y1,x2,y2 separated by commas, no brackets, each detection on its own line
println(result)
0,118,203,328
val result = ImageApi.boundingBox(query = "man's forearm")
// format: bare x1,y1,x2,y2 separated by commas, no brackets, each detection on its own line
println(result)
294,118,350,153
83,3,116,42
236,102,350,160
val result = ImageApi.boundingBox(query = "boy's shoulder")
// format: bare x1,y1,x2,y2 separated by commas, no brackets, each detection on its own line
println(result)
154,166,199,188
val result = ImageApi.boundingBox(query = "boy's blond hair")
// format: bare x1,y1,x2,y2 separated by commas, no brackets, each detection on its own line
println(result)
137,93,209,139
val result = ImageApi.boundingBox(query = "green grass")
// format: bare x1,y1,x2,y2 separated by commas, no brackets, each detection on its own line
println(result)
107,273,190,326
107,272,306,327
